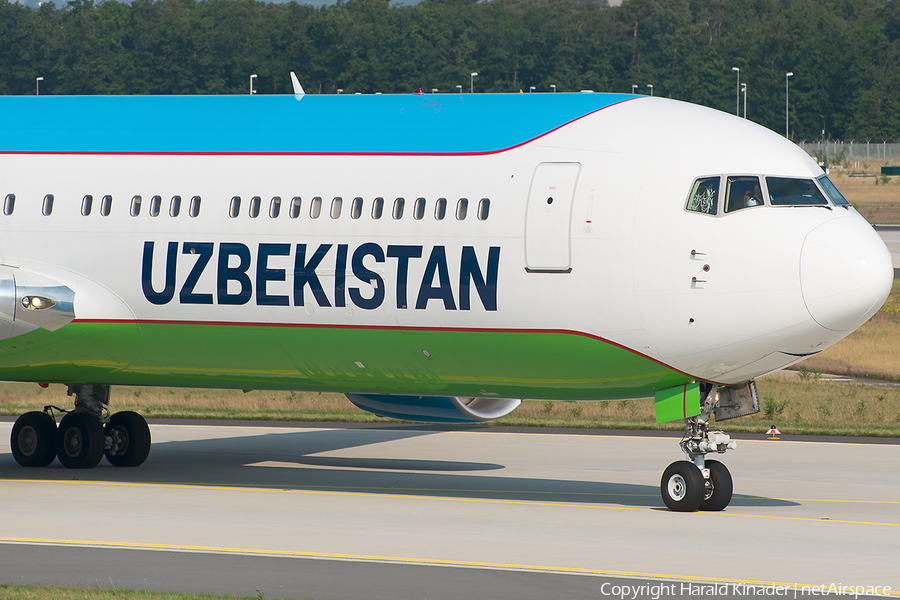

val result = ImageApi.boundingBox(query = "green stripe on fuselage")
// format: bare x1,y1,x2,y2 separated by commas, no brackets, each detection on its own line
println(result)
0,322,690,400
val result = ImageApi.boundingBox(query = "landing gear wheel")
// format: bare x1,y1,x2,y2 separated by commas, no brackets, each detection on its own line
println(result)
105,411,151,467
56,412,105,469
11,411,57,467
700,459,733,511
661,461,703,512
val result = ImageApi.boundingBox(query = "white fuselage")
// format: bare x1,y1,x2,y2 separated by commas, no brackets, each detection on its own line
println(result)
0,95,891,389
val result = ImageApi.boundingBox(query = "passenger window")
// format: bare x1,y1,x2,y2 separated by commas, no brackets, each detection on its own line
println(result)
724,177,763,213
477,198,490,220
413,197,426,220
350,197,363,219
269,196,281,219
686,177,719,215
331,197,342,219
100,195,112,217
150,195,162,217
229,196,241,219
456,198,468,220
3,194,14,216
434,198,447,220
130,195,142,217
169,195,182,217
310,196,322,219
372,197,384,219
816,176,849,206
393,197,405,220
249,196,260,218
289,197,302,219
767,177,828,206
42,194,54,216
190,195,201,218
81,195,92,216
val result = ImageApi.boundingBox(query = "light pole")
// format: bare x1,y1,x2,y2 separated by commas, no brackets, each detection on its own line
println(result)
35,77,43,96
250,74,257,95
471,72,478,93
631,84,637,94
550,84,556,93
337,89,343,94
456,85,462,94
785,72,793,138
647,84,654,96
529,86,535,93
731,67,740,116
432,88,438,93
741,83,747,119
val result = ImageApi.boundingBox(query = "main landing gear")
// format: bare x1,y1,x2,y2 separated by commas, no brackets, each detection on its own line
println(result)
660,383,740,512
10,384,151,469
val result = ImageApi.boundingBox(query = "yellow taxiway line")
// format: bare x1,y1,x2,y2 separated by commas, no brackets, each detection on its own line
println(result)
0,535,897,596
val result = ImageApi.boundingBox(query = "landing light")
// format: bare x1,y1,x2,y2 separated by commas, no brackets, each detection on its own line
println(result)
21,296,56,310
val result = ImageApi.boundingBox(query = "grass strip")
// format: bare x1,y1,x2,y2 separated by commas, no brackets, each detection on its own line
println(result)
1,375,899,437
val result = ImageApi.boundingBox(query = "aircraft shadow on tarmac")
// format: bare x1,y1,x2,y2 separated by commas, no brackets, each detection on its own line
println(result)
0,424,797,509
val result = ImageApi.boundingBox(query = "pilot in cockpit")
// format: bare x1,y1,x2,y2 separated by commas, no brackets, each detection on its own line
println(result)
742,182,763,208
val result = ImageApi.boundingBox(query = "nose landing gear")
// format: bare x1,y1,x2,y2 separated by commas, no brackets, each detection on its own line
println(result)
9,384,151,469
660,382,751,512
660,421,736,512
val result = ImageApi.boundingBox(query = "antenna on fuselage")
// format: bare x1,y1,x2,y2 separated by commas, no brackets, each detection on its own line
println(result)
290,72,305,96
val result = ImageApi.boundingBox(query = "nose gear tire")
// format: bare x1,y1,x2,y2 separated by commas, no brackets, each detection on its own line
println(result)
661,461,703,512
699,459,733,511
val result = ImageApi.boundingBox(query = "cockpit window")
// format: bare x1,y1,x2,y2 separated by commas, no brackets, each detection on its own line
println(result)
725,176,764,213
817,175,850,206
686,177,719,215
767,177,828,206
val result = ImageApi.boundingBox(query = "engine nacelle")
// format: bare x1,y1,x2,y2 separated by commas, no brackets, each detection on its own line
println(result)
346,394,522,423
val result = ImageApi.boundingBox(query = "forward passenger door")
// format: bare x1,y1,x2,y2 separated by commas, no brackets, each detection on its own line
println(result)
524,162,581,273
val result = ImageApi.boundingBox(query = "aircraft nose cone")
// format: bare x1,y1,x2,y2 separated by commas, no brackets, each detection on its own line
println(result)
800,217,893,331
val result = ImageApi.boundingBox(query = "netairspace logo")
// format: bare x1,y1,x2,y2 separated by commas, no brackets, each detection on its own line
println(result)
598,582,893,599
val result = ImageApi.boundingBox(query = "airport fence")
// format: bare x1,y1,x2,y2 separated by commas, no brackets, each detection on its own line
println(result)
798,140,900,164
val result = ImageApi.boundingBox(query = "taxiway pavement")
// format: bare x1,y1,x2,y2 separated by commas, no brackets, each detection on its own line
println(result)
1,421,898,599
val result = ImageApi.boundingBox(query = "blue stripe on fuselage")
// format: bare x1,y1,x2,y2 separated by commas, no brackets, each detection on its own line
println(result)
0,93,637,154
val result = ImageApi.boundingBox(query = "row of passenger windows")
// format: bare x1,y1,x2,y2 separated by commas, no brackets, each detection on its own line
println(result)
1,193,491,222
685,174,849,216
3,193,201,218
229,195,490,222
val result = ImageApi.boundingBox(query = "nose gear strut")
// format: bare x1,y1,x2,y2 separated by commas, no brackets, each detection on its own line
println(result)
661,381,757,512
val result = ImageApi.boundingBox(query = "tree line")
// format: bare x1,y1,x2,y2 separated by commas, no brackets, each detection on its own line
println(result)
2,0,899,141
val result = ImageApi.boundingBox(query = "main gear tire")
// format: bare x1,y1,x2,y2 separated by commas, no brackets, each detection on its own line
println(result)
104,411,151,467
11,411,57,467
56,412,105,469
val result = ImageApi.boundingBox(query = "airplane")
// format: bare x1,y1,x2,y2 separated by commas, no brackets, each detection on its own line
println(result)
0,80,892,512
